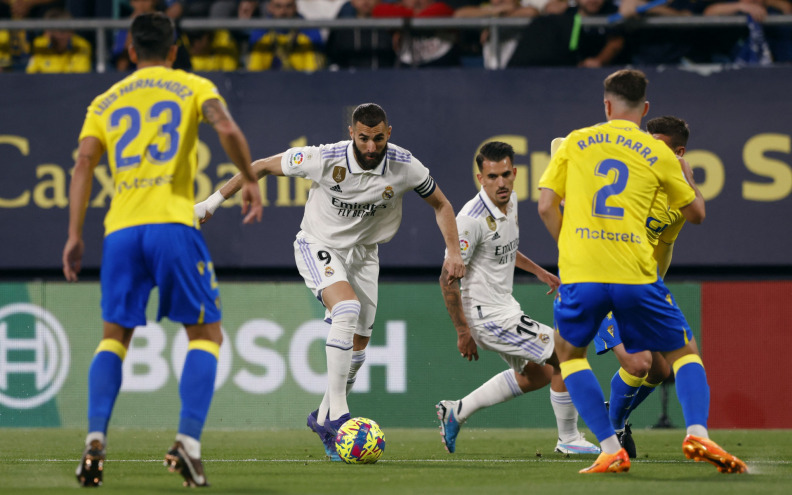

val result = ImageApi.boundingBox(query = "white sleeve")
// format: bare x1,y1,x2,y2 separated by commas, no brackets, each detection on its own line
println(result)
453,214,483,265
406,156,435,197
280,146,323,181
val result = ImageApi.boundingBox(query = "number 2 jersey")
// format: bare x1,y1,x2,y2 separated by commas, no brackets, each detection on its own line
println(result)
78,66,224,235
279,141,436,249
538,119,696,284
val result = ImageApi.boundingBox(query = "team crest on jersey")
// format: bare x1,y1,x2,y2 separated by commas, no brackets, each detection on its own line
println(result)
382,186,394,200
486,216,497,231
459,238,470,252
325,266,335,277
332,166,346,183
291,152,304,167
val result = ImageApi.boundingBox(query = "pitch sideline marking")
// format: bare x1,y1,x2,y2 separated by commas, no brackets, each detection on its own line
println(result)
15,458,790,465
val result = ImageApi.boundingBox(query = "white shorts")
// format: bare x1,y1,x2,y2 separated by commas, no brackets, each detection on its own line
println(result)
293,232,379,337
470,311,555,371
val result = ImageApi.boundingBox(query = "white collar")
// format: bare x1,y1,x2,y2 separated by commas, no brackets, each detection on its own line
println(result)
346,142,387,175
478,190,510,220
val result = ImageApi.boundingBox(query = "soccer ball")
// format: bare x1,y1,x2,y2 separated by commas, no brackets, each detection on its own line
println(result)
334,417,386,464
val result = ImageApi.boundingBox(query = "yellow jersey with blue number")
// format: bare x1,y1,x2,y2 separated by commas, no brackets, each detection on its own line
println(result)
646,177,686,247
538,119,696,284
78,66,225,235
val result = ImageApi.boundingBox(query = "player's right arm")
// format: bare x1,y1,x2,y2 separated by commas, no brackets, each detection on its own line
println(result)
63,137,104,282
202,98,262,224
439,214,479,361
194,153,285,222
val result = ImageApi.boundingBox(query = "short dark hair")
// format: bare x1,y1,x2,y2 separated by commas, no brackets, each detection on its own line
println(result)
603,69,648,108
475,141,514,171
352,103,388,128
646,116,690,149
131,12,174,62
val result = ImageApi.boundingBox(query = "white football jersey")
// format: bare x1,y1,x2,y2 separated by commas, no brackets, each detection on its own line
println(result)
455,191,522,320
280,140,435,249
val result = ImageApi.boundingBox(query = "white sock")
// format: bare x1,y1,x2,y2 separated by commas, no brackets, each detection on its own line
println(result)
457,370,522,423
601,435,622,454
325,300,360,421
85,431,105,447
550,390,579,443
687,424,708,439
176,433,201,459
346,349,366,395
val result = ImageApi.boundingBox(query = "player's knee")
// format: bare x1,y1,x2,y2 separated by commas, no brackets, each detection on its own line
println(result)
327,300,361,348
620,353,651,377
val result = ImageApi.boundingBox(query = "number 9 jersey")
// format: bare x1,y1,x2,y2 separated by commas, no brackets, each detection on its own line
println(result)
538,120,695,285
78,66,225,236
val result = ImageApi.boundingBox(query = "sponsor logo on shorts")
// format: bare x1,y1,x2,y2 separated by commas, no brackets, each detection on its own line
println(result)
382,186,394,200
325,267,335,277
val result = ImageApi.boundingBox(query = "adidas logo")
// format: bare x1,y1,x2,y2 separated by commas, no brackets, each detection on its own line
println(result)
330,185,343,193
492,232,501,240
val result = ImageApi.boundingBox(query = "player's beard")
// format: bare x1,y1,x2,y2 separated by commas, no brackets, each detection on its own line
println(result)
354,143,388,171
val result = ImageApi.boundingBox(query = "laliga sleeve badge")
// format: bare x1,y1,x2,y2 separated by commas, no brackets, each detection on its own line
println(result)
290,151,304,168
459,238,470,252
333,166,346,183
382,186,394,200
486,216,497,231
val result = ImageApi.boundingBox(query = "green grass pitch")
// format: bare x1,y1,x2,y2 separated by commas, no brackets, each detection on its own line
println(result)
2,428,790,494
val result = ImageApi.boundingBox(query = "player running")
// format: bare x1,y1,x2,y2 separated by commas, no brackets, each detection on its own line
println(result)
436,141,600,455
194,103,466,460
538,69,746,474
63,12,262,488
589,116,698,458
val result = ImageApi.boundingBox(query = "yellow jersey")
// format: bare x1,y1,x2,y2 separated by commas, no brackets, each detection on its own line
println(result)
539,119,696,284
78,66,225,235
26,33,92,73
646,187,685,247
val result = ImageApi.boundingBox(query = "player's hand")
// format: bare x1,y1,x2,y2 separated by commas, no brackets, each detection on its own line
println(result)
194,200,213,224
538,270,561,295
240,181,263,224
457,330,478,361
62,237,84,282
442,254,466,285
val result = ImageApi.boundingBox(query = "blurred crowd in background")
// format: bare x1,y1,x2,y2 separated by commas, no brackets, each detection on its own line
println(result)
2,0,791,73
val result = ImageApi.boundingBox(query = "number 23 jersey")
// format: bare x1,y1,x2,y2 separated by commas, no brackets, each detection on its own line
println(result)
79,66,224,235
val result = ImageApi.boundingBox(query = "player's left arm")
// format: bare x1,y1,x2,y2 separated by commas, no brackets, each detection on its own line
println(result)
537,188,564,242
423,185,466,284
63,136,104,282
203,98,262,223
515,251,560,294
676,156,705,224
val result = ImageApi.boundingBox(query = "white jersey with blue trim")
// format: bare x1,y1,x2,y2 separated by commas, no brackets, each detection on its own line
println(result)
454,191,521,320
281,140,435,249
